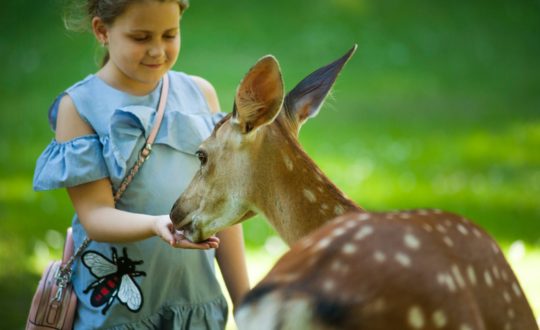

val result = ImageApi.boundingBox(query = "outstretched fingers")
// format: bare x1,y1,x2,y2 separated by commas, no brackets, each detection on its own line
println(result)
171,231,220,249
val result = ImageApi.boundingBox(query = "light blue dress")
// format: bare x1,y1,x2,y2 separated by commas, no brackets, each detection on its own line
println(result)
33,71,228,329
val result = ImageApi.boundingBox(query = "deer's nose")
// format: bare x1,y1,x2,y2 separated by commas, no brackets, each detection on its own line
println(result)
170,200,189,228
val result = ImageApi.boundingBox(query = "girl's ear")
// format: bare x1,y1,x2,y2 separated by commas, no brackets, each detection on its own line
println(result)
91,17,109,45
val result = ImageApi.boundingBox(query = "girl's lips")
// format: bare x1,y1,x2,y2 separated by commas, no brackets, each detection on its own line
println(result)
143,63,163,69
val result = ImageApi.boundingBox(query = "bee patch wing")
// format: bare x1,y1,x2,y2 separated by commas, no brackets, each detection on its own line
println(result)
118,274,143,312
82,251,117,277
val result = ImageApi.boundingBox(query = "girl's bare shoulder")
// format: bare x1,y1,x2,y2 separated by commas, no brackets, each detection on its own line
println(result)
190,75,221,114
55,94,95,142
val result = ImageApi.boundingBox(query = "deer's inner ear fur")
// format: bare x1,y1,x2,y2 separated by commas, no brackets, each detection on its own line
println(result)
284,45,357,134
234,56,284,134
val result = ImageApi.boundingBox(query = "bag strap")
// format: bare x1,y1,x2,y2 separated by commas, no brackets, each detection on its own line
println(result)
113,74,170,201
58,74,170,277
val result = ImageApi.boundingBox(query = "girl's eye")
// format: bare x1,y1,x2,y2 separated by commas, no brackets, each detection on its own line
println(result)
164,34,177,40
132,35,149,42
195,150,208,166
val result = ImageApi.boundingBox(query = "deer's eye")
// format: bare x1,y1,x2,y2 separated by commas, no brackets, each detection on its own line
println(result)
195,150,208,166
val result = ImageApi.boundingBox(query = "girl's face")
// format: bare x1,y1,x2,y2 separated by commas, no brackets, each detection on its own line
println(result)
97,1,181,90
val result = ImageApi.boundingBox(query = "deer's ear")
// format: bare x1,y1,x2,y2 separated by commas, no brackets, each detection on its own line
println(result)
283,45,357,133
233,55,284,134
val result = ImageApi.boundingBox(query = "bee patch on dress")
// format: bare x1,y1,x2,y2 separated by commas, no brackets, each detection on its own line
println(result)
82,247,145,315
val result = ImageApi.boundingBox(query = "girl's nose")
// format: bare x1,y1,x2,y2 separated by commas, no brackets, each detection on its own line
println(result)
148,44,165,58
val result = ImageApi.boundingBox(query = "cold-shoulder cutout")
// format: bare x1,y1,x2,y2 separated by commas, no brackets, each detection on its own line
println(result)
190,75,221,114
55,94,95,142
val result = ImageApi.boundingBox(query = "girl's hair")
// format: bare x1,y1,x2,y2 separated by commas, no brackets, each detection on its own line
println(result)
64,0,189,66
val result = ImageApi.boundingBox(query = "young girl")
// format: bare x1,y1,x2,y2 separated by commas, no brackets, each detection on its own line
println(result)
33,0,250,328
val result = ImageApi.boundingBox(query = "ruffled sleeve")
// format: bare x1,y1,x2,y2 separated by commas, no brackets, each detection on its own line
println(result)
104,105,226,180
33,135,109,191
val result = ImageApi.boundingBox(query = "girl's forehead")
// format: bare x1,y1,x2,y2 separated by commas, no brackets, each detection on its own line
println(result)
114,1,180,30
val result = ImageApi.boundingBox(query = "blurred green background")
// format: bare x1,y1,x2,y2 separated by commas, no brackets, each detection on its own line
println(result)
1,0,539,328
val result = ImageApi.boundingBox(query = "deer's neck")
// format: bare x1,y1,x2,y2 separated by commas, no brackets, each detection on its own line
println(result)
252,124,361,246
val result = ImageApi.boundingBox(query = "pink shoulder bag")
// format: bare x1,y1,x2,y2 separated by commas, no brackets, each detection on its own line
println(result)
26,74,170,330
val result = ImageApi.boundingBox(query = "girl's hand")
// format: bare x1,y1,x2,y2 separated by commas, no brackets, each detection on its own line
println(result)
153,215,220,249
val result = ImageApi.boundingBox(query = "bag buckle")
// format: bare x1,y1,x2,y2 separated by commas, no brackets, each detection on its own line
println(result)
140,143,152,161
52,265,71,303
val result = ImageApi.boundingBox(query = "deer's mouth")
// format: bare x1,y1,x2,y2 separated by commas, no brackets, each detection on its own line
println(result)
179,224,198,242
172,213,206,243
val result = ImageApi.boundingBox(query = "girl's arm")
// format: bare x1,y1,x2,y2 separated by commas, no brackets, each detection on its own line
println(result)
216,225,250,311
56,95,217,249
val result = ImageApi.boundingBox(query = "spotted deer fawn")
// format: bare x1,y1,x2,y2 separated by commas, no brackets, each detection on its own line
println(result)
170,45,538,329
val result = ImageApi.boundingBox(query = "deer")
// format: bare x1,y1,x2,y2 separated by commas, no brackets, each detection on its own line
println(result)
170,45,538,330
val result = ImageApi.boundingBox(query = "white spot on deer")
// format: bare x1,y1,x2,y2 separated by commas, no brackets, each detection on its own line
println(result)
283,154,294,171
331,260,346,273
492,266,500,280
316,237,332,250
484,270,494,287
457,224,469,235
473,228,482,238
501,269,509,282
503,290,512,303
433,209,443,214
460,324,473,330
321,203,329,210
334,204,345,216
373,251,386,263
451,265,466,289
512,282,522,297
407,305,425,329
274,273,299,283
492,242,500,254
507,308,515,319
395,252,411,267
354,226,374,240
437,273,457,292
342,243,357,255
332,227,346,237
436,224,447,233
357,213,370,221
432,309,447,328
344,220,357,229
443,236,454,247
404,233,421,250
317,186,324,193
323,280,335,291
400,212,411,219
418,209,430,216
467,265,477,286
299,236,314,249
303,189,317,203
422,224,433,232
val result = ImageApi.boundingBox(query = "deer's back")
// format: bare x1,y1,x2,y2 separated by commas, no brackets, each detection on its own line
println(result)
237,210,537,330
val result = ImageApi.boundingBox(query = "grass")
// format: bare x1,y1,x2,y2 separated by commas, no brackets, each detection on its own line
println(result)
1,0,539,328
